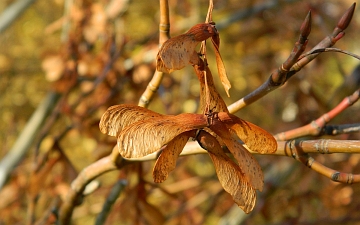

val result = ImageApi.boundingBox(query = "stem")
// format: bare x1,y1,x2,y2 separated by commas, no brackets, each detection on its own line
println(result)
0,0,37,33
228,3,356,113
0,92,61,189
275,89,360,141
58,147,126,224
138,0,170,107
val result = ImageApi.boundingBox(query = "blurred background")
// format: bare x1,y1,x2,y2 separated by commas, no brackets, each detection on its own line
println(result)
0,0,360,224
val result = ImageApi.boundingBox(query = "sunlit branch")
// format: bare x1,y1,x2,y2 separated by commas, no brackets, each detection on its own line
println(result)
59,147,126,225
275,89,360,141
285,139,360,183
205,0,213,23
58,2,360,223
0,92,61,190
138,0,170,107
121,139,360,157
123,139,360,184
301,47,360,61
0,0,37,33
228,3,356,113
60,0,72,42
60,1,171,222
159,0,171,45
228,10,311,112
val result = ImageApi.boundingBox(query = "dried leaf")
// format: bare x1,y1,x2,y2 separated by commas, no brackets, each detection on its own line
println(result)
210,119,264,191
187,23,218,42
197,130,256,213
218,112,277,154
194,64,228,113
211,36,231,97
99,104,163,136
156,37,198,73
156,23,217,73
153,132,191,182
211,33,220,49
117,113,208,158
118,119,186,158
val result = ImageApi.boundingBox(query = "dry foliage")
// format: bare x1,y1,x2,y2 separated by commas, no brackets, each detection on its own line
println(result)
100,11,278,212
0,0,360,224
100,103,277,212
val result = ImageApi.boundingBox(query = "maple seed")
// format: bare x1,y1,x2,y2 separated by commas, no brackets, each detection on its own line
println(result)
187,23,218,42
156,23,217,73
99,104,277,213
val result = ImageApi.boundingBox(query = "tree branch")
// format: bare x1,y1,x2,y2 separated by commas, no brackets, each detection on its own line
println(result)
0,91,61,189
286,139,360,183
57,2,360,223
95,179,127,225
0,0,37,33
58,147,126,224
123,139,360,184
228,3,356,113
275,89,360,141
138,0,170,107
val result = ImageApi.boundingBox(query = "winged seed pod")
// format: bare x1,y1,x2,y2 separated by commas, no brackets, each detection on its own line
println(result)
156,23,218,73
99,104,277,213
156,22,231,96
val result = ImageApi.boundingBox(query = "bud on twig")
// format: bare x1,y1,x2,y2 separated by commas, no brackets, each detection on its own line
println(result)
300,11,312,40
337,2,356,30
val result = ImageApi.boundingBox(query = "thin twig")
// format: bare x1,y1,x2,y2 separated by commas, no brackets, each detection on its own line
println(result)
34,196,61,225
158,0,170,45
228,3,356,113
0,0,37,33
275,89,360,141
287,139,360,183
322,123,360,135
57,2,360,223
227,10,311,112
59,1,171,223
123,139,360,184
205,0,213,23
138,0,170,107
0,92,61,189
61,0,73,42
58,147,126,225
122,139,360,158
95,179,127,225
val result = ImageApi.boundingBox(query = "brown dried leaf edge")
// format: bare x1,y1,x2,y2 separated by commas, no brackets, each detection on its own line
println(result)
156,22,231,96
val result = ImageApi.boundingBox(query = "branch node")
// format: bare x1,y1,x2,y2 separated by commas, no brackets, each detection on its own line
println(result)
310,120,322,134
159,23,170,32
306,156,315,167
315,139,329,154
331,172,341,181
